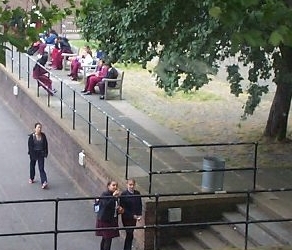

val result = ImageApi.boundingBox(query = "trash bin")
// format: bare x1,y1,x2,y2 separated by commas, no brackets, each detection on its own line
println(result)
201,156,225,192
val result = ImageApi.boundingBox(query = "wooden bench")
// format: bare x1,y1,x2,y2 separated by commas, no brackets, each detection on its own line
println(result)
103,69,124,100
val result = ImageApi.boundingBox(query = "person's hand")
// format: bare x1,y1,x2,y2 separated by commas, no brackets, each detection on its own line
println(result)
113,189,120,197
117,206,124,214
134,215,142,221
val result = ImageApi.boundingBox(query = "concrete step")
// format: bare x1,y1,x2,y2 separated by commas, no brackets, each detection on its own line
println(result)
223,211,283,247
160,243,184,250
210,224,256,249
252,192,292,224
236,203,292,245
192,228,229,249
176,237,205,250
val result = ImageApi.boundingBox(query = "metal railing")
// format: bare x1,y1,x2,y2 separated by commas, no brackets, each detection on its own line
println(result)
1,189,292,250
3,45,292,250
5,45,260,195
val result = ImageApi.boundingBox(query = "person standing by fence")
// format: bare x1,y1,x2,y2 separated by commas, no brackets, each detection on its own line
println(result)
27,122,49,189
120,178,143,250
95,180,124,250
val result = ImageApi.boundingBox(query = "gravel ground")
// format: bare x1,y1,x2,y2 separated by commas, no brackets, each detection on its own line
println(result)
121,67,292,168
122,68,275,143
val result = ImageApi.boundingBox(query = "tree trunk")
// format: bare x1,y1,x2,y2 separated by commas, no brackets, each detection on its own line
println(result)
264,82,292,141
264,45,292,141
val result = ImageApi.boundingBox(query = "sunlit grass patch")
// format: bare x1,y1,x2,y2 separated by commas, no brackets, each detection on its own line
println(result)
70,40,100,50
155,89,223,102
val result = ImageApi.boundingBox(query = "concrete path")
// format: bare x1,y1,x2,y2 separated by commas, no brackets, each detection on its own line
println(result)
0,99,123,250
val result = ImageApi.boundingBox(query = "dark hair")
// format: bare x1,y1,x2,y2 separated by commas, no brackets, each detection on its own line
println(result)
107,180,118,187
50,29,58,36
34,122,42,128
126,178,136,184
104,61,112,68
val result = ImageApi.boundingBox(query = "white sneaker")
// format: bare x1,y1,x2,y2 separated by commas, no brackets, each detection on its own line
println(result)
41,182,48,189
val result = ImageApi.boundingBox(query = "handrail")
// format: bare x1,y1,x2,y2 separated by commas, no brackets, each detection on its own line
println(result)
1,189,292,250
6,44,259,195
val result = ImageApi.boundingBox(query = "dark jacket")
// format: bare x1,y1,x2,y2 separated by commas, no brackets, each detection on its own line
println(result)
28,132,48,159
120,190,142,221
32,53,49,79
98,190,118,223
59,37,72,53
105,67,118,87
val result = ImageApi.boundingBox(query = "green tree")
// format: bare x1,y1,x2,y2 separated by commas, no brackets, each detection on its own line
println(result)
77,0,292,141
0,0,75,65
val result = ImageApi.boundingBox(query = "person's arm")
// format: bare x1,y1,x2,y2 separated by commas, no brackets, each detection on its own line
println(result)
82,54,93,66
137,196,143,216
28,134,33,155
99,191,115,208
98,66,109,78
135,190,143,220
42,133,48,157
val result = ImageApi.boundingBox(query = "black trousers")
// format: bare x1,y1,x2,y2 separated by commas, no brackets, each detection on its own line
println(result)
123,228,134,250
100,237,112,250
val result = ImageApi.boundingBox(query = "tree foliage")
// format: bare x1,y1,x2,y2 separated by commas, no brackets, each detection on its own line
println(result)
0,0,75,65
77,0,292,140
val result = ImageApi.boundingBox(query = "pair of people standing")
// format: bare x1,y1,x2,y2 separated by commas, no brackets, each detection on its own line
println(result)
27,122,49,189
96,179,142,250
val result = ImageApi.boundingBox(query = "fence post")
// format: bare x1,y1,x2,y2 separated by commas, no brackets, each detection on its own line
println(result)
54,198,60,250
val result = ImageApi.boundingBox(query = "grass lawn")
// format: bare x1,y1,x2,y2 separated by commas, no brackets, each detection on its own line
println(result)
70,40,100,50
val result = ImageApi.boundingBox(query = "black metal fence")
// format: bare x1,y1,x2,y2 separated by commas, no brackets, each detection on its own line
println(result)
6,45,260,195
3,45,292,250
1,189,292,250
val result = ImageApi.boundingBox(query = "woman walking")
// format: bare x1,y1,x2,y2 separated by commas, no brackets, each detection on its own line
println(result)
27,122,48,189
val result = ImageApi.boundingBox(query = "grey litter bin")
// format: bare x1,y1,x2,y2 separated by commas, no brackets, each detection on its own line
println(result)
201,156,225,192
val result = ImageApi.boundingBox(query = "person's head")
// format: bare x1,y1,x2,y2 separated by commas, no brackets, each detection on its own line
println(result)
104,61,112,68
98,59,105,67
83,46,92,57
107,180,118,193
126,178,136,192
50,29,58,36
34,122,42,134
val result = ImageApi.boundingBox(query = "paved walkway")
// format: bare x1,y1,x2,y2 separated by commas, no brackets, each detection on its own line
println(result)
0,99,123,250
